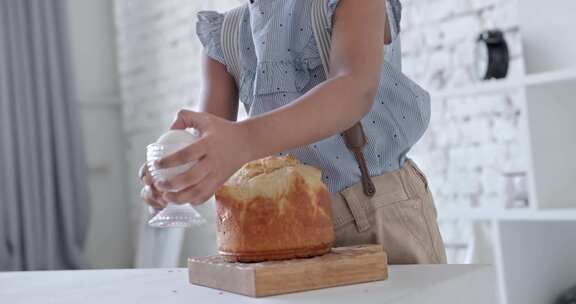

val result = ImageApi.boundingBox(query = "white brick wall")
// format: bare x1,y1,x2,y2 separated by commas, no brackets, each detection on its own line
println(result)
113,0,242,265
402,0,529,212
401,0,523,90
115,0,242,136
411,90,528,210
401,0,529,263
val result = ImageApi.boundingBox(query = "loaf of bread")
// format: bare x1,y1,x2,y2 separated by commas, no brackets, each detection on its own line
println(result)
215,155,335,262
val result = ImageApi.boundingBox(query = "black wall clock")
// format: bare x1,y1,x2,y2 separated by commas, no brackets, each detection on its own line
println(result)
475,30,510,80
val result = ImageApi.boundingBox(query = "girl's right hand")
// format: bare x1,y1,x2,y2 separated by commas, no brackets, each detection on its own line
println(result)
139,163,167,212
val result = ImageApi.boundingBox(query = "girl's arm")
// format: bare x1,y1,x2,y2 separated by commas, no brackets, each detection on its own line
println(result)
198,53,239,121
242,0,387,159
156,0,388,204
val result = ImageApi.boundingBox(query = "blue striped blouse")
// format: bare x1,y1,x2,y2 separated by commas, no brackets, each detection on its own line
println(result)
196,0,431,194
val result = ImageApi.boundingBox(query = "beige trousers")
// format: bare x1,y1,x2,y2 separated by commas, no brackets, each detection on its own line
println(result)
332,159,447,264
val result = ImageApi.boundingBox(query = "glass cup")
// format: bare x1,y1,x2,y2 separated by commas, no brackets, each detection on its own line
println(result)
146,140,207,228
504,172,529,209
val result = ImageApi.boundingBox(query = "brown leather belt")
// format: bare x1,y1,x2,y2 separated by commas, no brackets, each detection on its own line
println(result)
343,122,376,197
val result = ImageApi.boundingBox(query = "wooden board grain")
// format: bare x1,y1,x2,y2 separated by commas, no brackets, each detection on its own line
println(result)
188,245,388,297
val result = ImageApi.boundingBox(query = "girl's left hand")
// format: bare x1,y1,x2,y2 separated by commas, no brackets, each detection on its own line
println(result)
153,110,253,205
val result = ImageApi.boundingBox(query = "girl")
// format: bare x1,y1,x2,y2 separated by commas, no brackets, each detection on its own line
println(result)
140,0,446,264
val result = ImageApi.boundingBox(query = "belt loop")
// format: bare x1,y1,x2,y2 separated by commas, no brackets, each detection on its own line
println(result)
339,187,371,232
407,159,429,192
401,160,420,199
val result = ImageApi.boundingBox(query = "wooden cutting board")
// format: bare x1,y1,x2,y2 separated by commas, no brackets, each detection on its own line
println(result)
188,244,388,297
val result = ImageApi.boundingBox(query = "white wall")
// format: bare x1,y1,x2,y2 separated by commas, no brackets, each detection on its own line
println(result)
113,0,243,267
401,0,528,262
403,0,527,210
66,0,133,268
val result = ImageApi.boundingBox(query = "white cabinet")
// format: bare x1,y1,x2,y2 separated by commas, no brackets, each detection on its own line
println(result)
525,78,576,209
497,221,576,304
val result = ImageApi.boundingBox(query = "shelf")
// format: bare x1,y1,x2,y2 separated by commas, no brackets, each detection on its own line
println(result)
430,67,576,99
438,208,576,221
525,67,576,87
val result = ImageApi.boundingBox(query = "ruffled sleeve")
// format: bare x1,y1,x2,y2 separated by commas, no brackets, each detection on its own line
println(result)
196,11,226,65
326,0,402,35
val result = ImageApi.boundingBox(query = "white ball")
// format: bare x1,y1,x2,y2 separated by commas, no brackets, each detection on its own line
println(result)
147,129,201,186
156,129,199,145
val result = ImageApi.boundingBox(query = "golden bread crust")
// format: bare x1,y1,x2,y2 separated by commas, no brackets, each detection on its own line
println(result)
215,155,334,262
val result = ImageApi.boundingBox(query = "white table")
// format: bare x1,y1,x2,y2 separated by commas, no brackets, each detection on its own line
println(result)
0,265,496,304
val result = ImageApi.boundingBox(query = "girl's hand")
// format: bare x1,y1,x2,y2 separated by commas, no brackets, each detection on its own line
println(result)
139,163,167,212
153,110,253,205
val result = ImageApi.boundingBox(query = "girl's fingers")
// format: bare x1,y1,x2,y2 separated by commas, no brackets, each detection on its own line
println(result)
170,109,210,131
138,163,147,180
139,163,156,188
155,158,210,192
142,170,155,187
155,136,208,169
140,186,166,210
163,175,216,206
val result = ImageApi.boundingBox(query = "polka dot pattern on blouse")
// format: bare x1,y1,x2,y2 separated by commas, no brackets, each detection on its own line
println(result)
196,0,430,194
